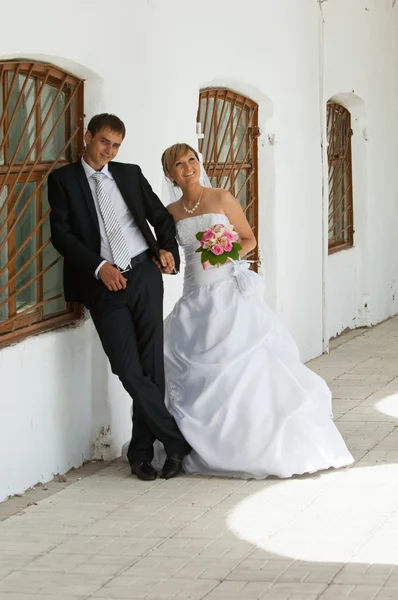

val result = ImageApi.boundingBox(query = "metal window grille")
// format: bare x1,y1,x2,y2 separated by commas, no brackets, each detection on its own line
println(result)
0,61,84,347
327,102,354,253
197,89,260,266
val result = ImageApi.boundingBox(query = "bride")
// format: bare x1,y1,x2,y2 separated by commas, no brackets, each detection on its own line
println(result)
124,143,354,479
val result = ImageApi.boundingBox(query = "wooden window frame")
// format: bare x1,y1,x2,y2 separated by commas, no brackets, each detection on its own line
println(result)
327,102,354,254
0,61,84,348
197,88,259,266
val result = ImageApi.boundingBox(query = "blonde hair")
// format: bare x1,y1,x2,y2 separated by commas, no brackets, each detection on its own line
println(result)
161,143,199,177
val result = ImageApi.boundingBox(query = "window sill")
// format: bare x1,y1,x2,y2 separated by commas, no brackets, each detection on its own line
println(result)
328,242,354,256
0,304,83,350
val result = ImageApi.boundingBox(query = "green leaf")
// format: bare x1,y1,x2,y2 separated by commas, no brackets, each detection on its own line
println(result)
196,248,203,253
233,242,242,251
218,253,228,264
201,249,211,263
229,248,240,261
196,232,204,241
208,253,218,266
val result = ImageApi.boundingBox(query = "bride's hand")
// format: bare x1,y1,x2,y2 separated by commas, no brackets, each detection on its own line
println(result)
153,249,175,274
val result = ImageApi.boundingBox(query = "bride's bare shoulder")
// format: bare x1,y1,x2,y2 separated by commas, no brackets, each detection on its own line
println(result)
206,187,234,206
167,201,181,218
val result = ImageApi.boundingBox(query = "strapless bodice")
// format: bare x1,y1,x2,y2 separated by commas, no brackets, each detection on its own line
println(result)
175,213,234,295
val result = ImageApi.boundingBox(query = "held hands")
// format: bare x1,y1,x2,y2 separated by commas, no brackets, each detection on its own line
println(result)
152,249,175,274
99,263,127,291
99,250,175,290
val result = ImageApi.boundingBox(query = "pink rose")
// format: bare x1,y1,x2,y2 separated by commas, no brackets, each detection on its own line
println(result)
220,238,233,252
223,231,237,242
213,224,226,239
202,229,216,242
211,244,224,255
201,229,216,247
201,238,216,248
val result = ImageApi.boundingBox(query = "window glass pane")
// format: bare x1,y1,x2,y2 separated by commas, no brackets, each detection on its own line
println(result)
202,97,214,160
235,170,247,210
15,182,38,313
8,72,36,162
233,106,248,162
69,95,77,162
43,267,65,315
335,165,344,240
41,84,66,161
328,152,348,244
217,99,232,163
218,174,230,189
41,181,65,315
0,186,8,322
342,169,351,242
328,186,334,240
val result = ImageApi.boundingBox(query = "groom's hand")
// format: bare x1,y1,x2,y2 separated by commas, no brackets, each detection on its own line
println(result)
153,250,175,274
99,263,127,291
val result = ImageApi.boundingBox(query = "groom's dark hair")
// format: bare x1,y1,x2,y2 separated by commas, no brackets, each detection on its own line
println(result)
87,113,126,139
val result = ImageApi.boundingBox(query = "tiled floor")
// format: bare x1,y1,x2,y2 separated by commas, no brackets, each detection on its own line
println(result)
2,318,398,599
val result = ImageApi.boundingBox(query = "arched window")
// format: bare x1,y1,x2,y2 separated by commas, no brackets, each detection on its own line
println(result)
0,61,84,347
197,89,259,263
327,102,354,253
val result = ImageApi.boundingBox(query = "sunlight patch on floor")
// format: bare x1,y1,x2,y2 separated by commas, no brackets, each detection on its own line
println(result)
375,393,398,419
227,463,398,564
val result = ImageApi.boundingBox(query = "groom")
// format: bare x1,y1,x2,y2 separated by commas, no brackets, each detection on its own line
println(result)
48,113,190,481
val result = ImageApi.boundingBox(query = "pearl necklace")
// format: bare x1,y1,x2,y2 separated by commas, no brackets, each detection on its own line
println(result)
182,188,204,214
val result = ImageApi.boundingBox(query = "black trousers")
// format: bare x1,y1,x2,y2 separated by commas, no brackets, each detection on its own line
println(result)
90,256,190,464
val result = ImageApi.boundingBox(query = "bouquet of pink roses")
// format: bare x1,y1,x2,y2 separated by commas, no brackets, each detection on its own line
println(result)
196,223,242,269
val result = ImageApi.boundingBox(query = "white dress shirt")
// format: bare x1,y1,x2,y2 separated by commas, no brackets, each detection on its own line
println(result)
81,156,149,277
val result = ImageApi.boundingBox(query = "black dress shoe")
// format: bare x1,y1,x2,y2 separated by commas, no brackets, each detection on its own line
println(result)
130,461,157,481
161,454,184,479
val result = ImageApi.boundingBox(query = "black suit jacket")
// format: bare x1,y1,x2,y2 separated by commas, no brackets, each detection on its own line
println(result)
48,160,180,308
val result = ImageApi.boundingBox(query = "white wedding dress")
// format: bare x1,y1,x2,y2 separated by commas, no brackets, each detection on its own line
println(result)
122,212,353,478
159,213,354,479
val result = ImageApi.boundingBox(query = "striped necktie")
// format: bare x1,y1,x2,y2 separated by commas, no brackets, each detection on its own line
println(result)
92,172,131,270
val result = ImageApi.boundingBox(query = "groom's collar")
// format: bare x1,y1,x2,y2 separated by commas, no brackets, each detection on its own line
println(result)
81,156,114,180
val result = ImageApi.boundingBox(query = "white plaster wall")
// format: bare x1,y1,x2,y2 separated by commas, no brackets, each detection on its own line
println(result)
0,319,94,501
0,315,131,502
143,0,324,359
1,0,398,499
